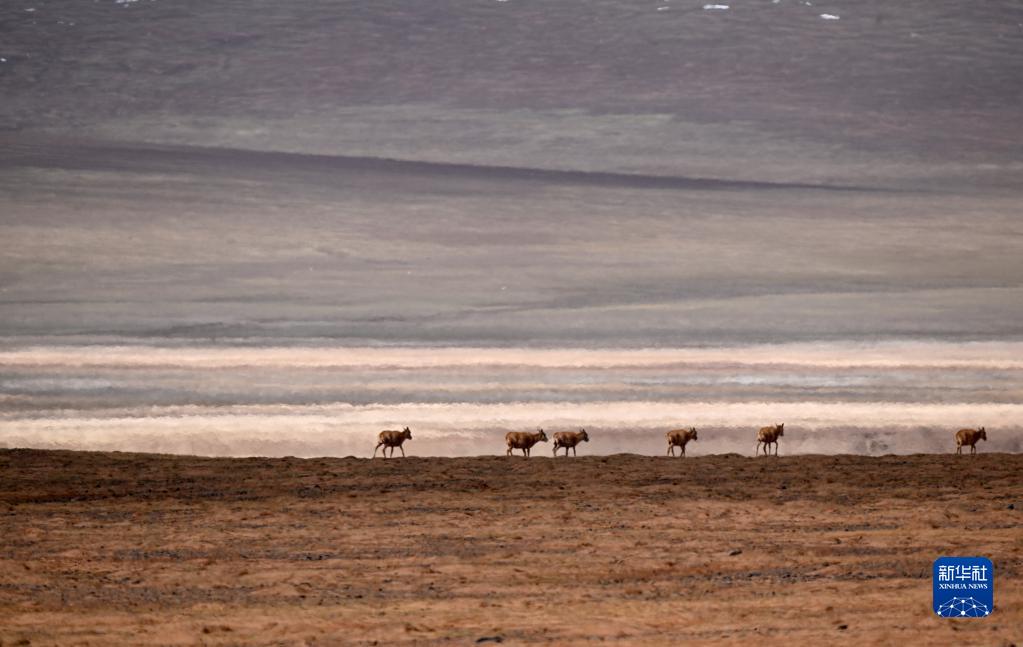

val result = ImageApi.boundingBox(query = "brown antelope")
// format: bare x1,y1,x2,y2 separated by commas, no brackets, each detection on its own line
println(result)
955,427,987,455
756,423,784,456
666,427,698,457
553,429,589,456
373,427,412,458
506,428,548,457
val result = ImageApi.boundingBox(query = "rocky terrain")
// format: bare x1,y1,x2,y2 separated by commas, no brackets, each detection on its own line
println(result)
1,449,1020,644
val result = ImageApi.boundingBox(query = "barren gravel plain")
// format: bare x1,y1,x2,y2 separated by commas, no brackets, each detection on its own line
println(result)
1,449,1020,645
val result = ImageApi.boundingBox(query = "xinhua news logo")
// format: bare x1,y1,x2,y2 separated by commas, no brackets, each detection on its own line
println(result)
933,557,994,617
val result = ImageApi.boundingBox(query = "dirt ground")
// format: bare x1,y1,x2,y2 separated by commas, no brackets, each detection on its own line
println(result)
0,449,1020,645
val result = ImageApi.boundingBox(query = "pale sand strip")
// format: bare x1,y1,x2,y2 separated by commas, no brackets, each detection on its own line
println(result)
2,340,1022,369
3,400,1020,448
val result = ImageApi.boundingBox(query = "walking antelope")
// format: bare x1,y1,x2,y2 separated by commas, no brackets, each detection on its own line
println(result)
666,427,698,457
506,429,548,457
756,424,784,456
553,429,589,456
374,427,412,458
955,427,987,455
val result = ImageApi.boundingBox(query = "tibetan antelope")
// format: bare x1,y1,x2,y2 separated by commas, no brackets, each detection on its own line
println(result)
373,427,412,458
506,429,548,457
955,427,987,455
756,423,784,456
666,427,698,457
553,429,589,456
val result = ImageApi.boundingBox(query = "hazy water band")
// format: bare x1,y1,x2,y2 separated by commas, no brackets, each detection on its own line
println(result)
2,342,1021,457
5,341,1023,369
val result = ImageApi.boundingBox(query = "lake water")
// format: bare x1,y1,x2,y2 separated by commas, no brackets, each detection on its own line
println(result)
3,341,1021,457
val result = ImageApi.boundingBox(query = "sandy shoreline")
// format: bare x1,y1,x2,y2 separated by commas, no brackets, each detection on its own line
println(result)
1,449,1019,645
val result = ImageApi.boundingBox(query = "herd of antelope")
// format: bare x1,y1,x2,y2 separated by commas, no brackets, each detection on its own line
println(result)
372,424,989,458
